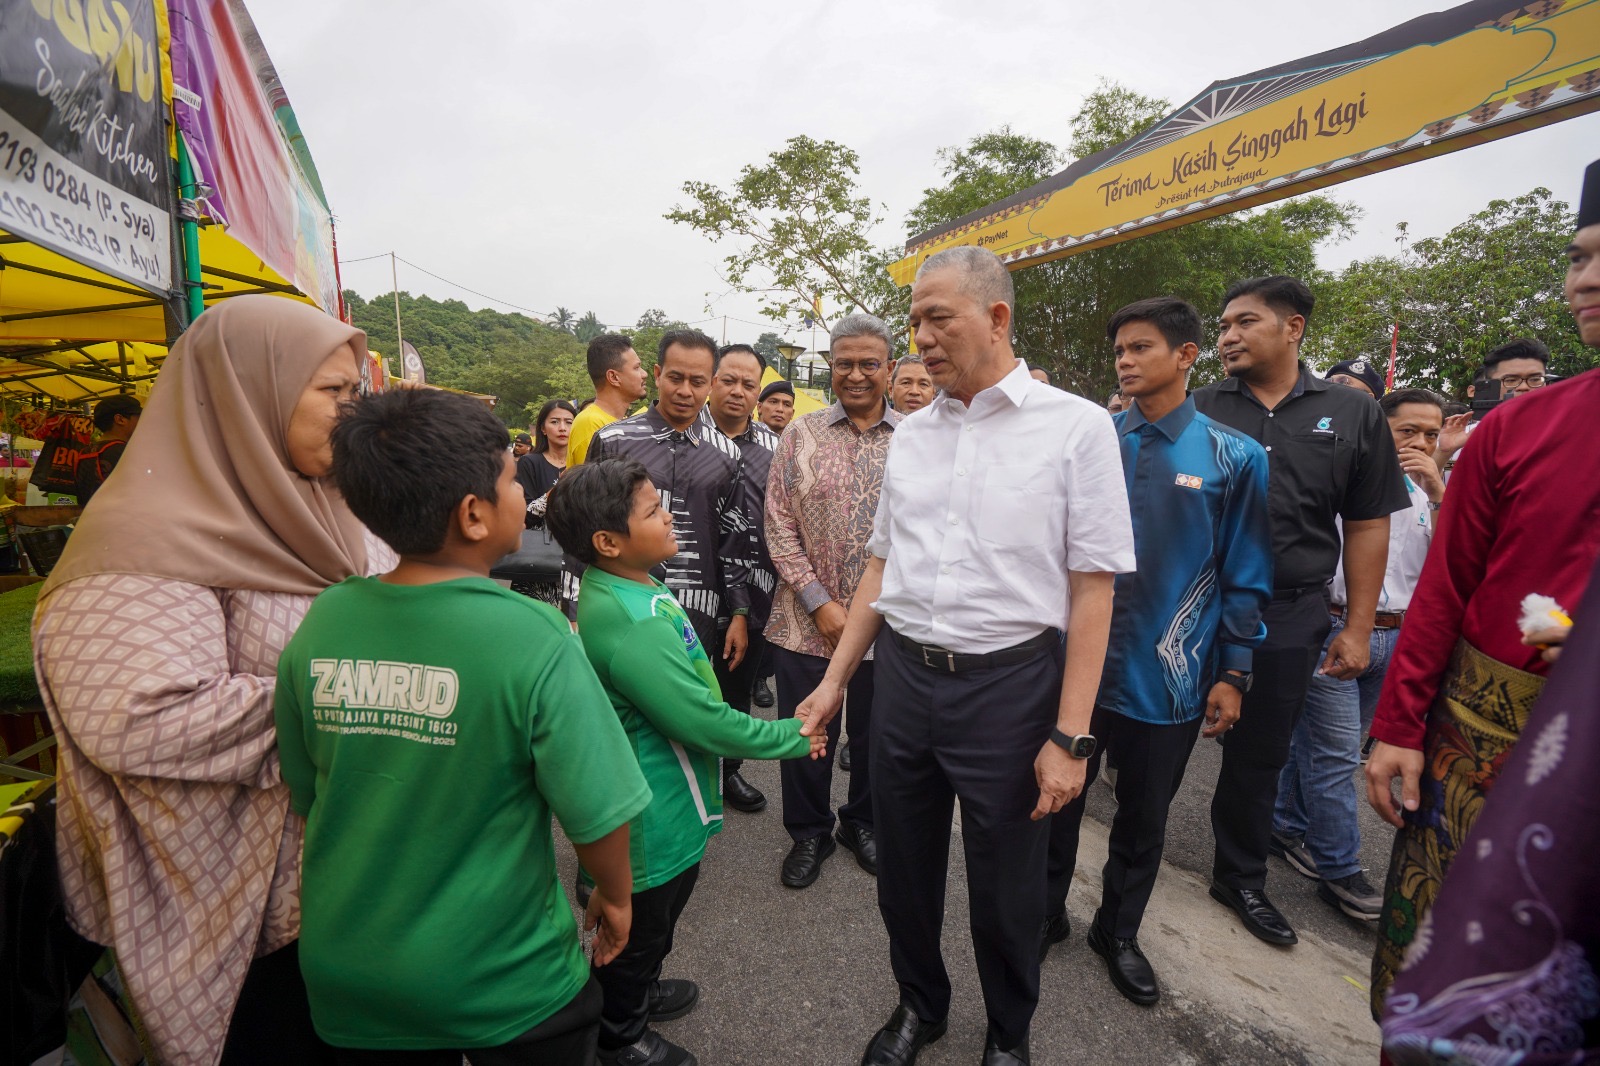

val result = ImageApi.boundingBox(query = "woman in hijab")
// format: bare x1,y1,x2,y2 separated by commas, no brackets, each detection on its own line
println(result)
32,295,393,1066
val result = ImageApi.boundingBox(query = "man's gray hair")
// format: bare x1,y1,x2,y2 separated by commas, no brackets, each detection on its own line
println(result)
891,353,926,384
917,245,1014,312
829,312,895,355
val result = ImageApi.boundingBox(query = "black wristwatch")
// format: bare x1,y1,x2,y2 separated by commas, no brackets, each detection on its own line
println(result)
1216,671,1253,693
1048,728,1097,759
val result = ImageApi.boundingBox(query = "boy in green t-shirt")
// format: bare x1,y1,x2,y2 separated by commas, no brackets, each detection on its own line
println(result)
275,389,652,1063
546,458,824,1066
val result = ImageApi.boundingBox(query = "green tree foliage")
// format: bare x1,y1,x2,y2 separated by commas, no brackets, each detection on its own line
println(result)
906,126,1065,237
574,311,607,343
906,85,1357,399
753,332,782,364
635,309,670,329
666,136,904,334
1309,190,1592,397
551,307,575,333
345,290,588,427
1067,79,1169,158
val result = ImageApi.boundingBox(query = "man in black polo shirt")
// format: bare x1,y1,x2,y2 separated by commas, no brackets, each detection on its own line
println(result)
1191,275,1409,946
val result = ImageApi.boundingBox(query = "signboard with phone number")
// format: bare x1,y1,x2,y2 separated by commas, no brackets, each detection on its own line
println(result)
1,0,173,293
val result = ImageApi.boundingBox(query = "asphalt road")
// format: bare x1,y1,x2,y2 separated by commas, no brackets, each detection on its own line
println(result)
556,695,1393,1066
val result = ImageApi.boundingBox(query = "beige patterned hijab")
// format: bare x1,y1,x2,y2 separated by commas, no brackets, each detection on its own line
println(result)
43,295,369,597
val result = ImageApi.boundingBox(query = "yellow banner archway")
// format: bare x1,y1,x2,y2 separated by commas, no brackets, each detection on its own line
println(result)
891,0,1600,284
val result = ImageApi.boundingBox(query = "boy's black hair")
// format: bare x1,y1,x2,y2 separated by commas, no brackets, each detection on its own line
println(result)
657,328,718,369
331,388,509,557
1223,275,1315,329
1482,337,1549,371
546,457,650,566
586,333,636,385
1380,388,1445,416
92,393,142,431
1105,296,1204,350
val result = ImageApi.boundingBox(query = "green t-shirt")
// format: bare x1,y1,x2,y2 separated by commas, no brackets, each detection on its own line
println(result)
575,566,811,890
274,576,651,1050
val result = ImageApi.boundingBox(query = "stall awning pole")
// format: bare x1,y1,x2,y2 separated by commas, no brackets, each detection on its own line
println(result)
175,131,207,324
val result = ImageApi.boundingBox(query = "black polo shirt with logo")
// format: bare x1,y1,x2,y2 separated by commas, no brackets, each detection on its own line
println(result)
1192,363,1409,591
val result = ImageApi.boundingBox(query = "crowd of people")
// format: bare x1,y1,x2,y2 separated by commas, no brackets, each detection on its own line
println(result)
22,157,1599,1066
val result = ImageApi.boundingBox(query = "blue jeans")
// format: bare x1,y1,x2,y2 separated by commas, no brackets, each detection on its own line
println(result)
1272,616,1399,880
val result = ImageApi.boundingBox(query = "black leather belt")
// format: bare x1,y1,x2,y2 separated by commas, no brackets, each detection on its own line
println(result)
1271,585,1324,603
1331,603,1405,630
889,627,1058,674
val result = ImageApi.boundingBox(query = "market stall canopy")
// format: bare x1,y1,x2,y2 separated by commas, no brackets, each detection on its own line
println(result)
890,0,1600,284
0,339,166,402
0,0,340,395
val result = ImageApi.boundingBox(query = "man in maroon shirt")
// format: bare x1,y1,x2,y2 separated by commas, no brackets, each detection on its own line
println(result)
1365,158,1600,1015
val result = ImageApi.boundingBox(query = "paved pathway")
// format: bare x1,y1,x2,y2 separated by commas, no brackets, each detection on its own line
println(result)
557,703,1392,1065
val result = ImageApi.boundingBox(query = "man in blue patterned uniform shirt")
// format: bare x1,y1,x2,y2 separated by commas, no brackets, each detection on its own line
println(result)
1045,297,1272,1008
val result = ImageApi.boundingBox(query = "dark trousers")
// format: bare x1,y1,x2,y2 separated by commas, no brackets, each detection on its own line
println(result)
1045,708,1204,940
776,646,873,842
1212,589,1332,890
593,864,700,1050
714,630,766,775
221,940,336,1065
331,977,603,1065
873,630,1061,1050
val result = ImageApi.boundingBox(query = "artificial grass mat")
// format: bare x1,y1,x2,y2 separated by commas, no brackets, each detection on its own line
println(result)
0,581,42,705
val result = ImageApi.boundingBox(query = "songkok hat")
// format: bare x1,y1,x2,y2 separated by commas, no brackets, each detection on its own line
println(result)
1579,158,1600,231
1327,358,1385,397
759,380,795,402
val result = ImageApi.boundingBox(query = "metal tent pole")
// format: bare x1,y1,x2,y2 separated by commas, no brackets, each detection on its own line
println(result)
175,132,206,323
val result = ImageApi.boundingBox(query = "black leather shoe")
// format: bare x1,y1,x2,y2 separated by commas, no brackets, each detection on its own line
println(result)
753,677,775,708
1209,881,1298,945
781,834,836,888
860,1003,946,1066
1038,909,1070,963
723,771,767,813
1086,919,1159,1006
981,1028,1030,1064
836,822,878,876
648,978,699,1021
839,739,853,772
598,1028,697,1065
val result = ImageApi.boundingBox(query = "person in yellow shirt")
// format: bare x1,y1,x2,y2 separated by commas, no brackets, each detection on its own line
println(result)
569,335,650,468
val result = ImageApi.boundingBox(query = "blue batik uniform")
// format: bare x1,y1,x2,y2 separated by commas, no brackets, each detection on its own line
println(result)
1100,397,1272,724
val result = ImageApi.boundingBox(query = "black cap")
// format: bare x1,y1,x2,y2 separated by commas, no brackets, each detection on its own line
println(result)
1580,158,1600,232
1327,358,1385,397
513,432,533,444
759,380,795,402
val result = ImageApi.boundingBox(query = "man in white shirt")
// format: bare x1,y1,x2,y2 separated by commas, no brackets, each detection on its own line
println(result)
1271,387,1443,922
797,247,1134,1066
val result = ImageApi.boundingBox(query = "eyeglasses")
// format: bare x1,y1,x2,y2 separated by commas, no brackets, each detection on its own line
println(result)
1493,373,1546,388
831,360,884,377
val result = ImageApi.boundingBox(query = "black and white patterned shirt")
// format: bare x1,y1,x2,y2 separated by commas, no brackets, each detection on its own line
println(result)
561,406,750,647
700,409,779,631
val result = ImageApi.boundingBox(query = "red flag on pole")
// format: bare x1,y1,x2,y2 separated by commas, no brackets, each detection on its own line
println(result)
1387,320,1400,392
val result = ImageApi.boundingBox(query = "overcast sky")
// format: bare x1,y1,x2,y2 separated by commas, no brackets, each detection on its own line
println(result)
250,0,1598,344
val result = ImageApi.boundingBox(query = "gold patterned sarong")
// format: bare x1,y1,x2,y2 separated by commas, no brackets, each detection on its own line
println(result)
1370,640,1544,1020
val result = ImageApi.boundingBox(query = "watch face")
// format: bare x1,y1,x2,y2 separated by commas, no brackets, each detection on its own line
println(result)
1070,735,1097,759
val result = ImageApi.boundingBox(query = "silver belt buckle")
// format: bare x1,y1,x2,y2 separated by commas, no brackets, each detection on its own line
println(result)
921,645,956,672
